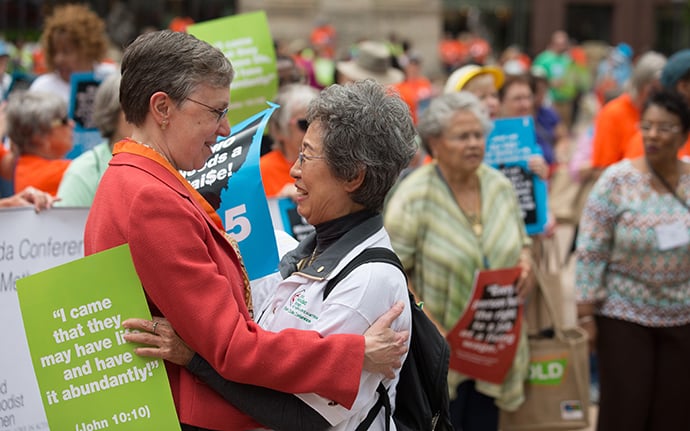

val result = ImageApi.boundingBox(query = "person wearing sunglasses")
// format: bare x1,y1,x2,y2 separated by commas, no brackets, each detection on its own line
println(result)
7,90,73,196
84,31,408,431
261,83,319,199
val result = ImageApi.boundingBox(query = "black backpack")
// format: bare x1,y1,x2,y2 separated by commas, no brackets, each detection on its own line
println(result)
323,247,454,431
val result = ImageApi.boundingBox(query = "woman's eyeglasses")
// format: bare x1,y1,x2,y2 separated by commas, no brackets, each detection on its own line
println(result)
639,122,680,135
186,97,229,122
297,151,327,167
50,116,70,127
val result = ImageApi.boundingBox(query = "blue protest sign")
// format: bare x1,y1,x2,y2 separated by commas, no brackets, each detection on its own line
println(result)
485,116,548,235
67,72,107,159
181,104,279,280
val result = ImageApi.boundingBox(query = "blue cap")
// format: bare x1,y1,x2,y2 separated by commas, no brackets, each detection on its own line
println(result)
615,43,633,60
0,41,8,57
660,49,690,89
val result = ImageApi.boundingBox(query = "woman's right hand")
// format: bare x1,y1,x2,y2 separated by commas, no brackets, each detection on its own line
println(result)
362,301,409,379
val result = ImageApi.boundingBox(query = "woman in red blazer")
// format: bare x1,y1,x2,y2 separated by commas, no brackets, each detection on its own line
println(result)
84,30,407,431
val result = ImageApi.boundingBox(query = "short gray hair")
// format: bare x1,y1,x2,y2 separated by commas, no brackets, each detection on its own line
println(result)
629,51,667,97
417,91,493,154
270,84,319,133
7,90,67,152
308,79,417,211
120,30,234,125
93,73,122,140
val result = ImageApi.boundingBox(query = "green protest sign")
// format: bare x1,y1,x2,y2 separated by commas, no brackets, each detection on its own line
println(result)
16,244,180,430
189,10,278,126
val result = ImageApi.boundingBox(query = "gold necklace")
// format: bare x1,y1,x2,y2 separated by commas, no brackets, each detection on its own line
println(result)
465,212,483,237
130,137,176,168
457,181,482,238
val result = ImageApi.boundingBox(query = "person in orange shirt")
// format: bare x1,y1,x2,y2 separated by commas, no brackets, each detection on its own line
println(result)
393,52,434,125
624,49,690,161
310,18,336,60
7,90,73,195
439,32,467,74
590,51,667,170
260,83,319,198
0,143,11,180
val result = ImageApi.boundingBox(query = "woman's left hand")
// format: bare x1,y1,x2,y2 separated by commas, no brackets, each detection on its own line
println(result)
122,317,195,366
528,155,549,180
363,302,410,379
2,186,58,211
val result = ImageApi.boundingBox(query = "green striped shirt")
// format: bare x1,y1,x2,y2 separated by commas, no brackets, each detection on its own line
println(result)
384,162,530,409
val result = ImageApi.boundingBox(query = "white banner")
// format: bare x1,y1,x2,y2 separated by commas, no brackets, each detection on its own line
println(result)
0,207,89,431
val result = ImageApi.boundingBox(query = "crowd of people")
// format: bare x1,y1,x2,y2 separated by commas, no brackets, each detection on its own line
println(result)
3,3,690,431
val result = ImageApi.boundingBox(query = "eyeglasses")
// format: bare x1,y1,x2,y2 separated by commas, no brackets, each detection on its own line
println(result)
639,122,681,135
297,150,327,167
295,119,309,132
186,97,229,122
50,116,70,127
444,131,485,142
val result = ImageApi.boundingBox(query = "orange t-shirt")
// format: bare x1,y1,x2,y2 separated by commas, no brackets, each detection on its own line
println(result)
14,154,71,196
591,93,640,168
394,77,433,125
259,149,294,198
439,39,468,67
624,131,690,160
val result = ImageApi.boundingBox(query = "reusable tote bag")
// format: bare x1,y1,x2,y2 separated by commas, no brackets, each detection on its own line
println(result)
524,236,565,336
500,264,590,430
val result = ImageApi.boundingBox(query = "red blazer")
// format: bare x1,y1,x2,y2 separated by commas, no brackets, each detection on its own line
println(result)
84,151,364,430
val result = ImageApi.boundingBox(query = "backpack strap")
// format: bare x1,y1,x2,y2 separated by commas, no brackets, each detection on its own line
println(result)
324,247,405,430
354,383,391,431
323,247,405,301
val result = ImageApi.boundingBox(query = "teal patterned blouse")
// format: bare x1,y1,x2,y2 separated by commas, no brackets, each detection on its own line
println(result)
576,160,690,327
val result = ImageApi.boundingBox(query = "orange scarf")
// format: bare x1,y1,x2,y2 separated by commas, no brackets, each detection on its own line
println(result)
113,138,254,317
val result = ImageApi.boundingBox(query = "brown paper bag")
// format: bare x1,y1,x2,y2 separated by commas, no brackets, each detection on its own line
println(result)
500,257,590,430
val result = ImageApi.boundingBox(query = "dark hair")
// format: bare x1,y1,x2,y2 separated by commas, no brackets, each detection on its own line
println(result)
643,88,690,134
679,67,690,87
498,73,533,102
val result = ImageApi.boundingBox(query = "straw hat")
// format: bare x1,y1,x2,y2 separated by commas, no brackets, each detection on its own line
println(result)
443,64,505,94
336,41,404,85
